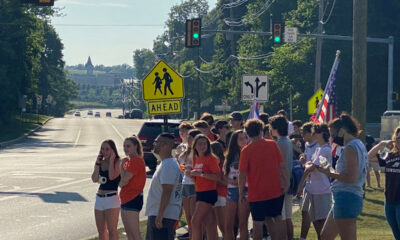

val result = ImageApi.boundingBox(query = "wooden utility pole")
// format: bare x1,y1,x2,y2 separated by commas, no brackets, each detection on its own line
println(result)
352,0,367,138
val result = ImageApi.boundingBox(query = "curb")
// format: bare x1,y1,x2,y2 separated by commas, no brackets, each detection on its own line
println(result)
0,117,54,149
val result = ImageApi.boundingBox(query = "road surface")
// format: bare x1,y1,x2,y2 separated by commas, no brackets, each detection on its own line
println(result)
0,109,150,240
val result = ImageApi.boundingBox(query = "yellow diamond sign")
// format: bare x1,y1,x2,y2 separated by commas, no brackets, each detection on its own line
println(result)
142,60,184,101
308,89,324,115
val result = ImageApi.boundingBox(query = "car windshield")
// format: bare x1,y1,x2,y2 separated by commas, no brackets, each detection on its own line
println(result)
140,123,180,139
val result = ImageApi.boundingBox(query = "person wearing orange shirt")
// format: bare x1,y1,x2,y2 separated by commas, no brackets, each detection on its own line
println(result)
191,134,221,240
120,136,146,240
239,119,289,240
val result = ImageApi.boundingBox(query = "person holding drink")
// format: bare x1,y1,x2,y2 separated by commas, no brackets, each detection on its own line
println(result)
296,123,332,239
368,127,400,240
317,113,368,240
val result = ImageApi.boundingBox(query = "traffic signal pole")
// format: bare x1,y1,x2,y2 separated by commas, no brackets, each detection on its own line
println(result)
202,29,394,111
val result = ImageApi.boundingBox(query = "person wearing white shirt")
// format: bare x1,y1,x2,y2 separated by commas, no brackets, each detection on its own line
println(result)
297,123,332,239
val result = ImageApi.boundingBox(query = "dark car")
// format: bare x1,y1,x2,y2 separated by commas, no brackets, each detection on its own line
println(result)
95,112,100,117
137,119,182,172
87,110,93,115
106,112,112,117
125,109,143,119
74,111,81,117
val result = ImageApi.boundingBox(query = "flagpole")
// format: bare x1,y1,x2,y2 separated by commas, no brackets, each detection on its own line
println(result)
315,50,341,121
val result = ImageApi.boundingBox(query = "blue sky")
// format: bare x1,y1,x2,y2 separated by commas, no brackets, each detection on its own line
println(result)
51,0,217,66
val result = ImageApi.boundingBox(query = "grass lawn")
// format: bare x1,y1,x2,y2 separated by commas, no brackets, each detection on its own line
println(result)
293,175,393,240
0,113,51,142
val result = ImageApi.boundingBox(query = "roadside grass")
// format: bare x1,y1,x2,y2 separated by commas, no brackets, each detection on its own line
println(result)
0,113,51,142
293,175,393,240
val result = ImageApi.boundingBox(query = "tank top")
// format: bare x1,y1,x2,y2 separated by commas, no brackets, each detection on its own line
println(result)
331,139,368,197
98,168,121,191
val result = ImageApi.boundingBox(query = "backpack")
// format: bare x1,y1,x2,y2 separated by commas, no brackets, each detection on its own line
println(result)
288,160,304,196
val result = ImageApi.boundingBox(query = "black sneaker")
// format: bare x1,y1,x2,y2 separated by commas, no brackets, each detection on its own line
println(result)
177,232,190,239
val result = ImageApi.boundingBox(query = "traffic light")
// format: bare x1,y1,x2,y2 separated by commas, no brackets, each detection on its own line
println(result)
273,23,282,44
392,92,399,101
185,18,201,48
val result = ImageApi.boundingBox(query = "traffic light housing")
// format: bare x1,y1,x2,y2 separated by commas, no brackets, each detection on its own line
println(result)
273,23,282,44
185,18,201,48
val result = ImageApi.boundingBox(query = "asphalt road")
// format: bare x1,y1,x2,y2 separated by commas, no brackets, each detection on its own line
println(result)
0,109,151,240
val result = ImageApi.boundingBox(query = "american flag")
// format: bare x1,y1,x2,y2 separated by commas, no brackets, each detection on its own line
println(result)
311,52,340,123
247,98,260,120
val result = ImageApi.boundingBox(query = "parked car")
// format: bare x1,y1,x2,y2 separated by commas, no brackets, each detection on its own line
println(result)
106,112,112,117
95,112,100,117
137,119,182,172
87,110,93,115
74,111,81,117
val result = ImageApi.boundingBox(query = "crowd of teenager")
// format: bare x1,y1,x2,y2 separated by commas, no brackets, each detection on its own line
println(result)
91,110,400,240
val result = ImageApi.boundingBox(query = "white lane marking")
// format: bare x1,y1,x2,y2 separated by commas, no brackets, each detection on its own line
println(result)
74,127,81,148
111,123,125,141
0,178,90,202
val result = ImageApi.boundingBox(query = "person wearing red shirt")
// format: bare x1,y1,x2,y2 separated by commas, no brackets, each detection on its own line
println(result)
119,136,146,240
239,119,289,240
190,134,221,240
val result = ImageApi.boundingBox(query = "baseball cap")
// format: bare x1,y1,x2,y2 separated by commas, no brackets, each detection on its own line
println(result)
229,111,243,121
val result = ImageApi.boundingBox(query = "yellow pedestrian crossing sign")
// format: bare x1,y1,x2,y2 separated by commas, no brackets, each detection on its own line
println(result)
308,89,324,115
142,60,184,101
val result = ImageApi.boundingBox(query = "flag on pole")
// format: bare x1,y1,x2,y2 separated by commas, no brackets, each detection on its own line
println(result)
311,51,341,123
247,98,260,120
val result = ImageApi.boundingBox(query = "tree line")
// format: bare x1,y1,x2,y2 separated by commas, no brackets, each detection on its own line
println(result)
0,0,78,125
133,0,400,122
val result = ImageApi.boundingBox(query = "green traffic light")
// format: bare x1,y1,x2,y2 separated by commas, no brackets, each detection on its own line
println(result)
193,33,199,39
274,36,281,42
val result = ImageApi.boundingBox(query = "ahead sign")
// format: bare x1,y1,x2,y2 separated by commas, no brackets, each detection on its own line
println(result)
148,100,181,115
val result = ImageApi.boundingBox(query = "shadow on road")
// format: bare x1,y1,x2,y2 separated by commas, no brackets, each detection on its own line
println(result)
0,191,88,204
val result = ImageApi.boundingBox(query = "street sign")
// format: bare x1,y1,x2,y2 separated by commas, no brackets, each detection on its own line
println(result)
142,60,184,101
215,105,231,112
284,27,298,43
147,99,181,115
308,88,324,115
242,75,268,102
36,95,43,105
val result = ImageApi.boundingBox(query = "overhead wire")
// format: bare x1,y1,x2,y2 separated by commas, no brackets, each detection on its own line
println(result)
320,0,337,25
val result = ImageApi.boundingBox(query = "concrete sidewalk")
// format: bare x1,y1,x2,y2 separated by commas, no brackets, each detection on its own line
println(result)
175,199,301,239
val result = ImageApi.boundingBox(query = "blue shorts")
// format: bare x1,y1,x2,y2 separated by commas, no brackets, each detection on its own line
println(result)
332,191,363,219
121,193,143,212
196,190,218,205
227,187,248,202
